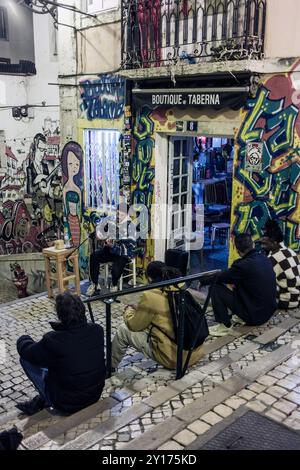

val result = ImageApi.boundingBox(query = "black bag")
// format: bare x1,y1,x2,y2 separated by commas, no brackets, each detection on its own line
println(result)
165,249,189,276
167,289,209,350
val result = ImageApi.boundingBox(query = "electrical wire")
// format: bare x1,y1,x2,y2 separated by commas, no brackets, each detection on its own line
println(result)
0,105,59,109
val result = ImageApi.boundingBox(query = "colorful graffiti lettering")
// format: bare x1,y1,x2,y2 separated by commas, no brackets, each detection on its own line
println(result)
61,141,84,250
79,75,125,120
132,107,155,225
232,72,300,255
0,200,42,254
131,106,155,269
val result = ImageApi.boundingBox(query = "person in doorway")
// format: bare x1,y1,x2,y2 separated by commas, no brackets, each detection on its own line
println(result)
87,205,136,296
261,220,300,309
16,292,106,416
209,233,277,337
214,152,226,173
111,261,204,370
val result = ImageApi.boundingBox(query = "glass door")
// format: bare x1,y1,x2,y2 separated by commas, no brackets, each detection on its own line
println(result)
167,137,193,250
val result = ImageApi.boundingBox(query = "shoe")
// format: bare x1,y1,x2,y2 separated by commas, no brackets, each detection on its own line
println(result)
110,285,118,293
16,395,45,416
86,283,101,297
209,324,235,337
232,315,246,325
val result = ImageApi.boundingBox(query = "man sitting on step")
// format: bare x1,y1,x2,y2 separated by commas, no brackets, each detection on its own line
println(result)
209,233,277,337
111,262,204,370
16,292,106,416
261,220,300,309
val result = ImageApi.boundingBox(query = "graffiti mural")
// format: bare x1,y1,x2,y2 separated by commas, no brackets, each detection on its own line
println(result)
231,65,300,261
61,141,84,249
0,200,41,254
79,75,125,120
0,119,62,254
131,106,156,268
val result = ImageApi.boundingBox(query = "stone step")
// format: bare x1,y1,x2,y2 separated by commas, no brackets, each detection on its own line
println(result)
123,337,300,450
54,317,299,450
21,397,118,450
37,326,263,449
6,310,298,450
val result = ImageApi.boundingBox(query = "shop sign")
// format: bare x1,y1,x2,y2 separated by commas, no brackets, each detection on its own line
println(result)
245,142,263,172
133,90,248,110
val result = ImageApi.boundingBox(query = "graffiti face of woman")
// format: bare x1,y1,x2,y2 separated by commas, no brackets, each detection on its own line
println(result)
67,151,80,178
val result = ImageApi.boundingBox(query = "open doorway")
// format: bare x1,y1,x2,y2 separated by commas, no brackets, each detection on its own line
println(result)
167,134,234,273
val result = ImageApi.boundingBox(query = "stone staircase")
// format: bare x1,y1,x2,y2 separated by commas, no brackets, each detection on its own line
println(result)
1,307,300,451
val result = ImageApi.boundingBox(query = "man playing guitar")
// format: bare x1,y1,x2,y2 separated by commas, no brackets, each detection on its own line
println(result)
87,206,136,296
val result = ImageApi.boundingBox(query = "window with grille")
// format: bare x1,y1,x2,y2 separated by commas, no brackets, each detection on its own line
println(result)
84,129,120,212
0,7,8,40
86,0,118,14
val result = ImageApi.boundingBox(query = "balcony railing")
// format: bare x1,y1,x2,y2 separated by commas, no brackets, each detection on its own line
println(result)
121,0,266,69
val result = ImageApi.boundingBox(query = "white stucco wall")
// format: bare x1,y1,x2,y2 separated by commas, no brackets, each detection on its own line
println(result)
57,2,78,145
0,0,35,64
264,0,300,59
0,13,59,171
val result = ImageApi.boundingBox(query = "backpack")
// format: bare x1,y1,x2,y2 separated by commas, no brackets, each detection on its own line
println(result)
167,289,209,351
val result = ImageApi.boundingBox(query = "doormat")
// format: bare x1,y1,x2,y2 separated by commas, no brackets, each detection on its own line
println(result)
190,409,300,450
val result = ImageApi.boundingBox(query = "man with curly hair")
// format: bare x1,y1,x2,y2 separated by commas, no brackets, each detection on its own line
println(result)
261,220,300,309
16,292,106,416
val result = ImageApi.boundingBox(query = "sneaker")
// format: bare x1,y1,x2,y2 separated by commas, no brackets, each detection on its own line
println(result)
209,324,235,337
110,285,118,293
16,395,45,416
231,315,246,326
86,283,101,297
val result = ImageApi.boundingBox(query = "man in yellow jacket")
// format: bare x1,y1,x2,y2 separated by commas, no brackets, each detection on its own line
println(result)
112,262,204,370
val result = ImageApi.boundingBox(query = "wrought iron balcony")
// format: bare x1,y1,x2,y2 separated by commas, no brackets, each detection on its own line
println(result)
121,0,266,69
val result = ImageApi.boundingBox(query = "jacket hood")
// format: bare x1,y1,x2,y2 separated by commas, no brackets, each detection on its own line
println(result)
50,318,87,331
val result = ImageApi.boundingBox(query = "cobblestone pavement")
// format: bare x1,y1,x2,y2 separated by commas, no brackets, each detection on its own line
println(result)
162,357,300,450
0,278,19,304
1,291,300,450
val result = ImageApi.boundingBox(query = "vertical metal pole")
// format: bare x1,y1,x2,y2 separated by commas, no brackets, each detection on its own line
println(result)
87,301,95,323
176,291,185,380
105,300,113,378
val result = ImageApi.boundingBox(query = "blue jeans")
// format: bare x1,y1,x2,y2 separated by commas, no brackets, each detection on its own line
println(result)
20,358,52,407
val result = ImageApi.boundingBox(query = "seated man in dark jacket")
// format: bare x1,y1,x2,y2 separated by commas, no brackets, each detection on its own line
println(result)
87,205,137,296
209,233,277,337
16,292,106,416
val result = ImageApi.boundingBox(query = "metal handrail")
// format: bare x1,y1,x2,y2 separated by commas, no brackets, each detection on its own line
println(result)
85,269,221,379
121,0,266,69
84,269,220,304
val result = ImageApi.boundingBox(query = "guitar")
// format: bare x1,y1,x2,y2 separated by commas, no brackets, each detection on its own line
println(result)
32,163,62,197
